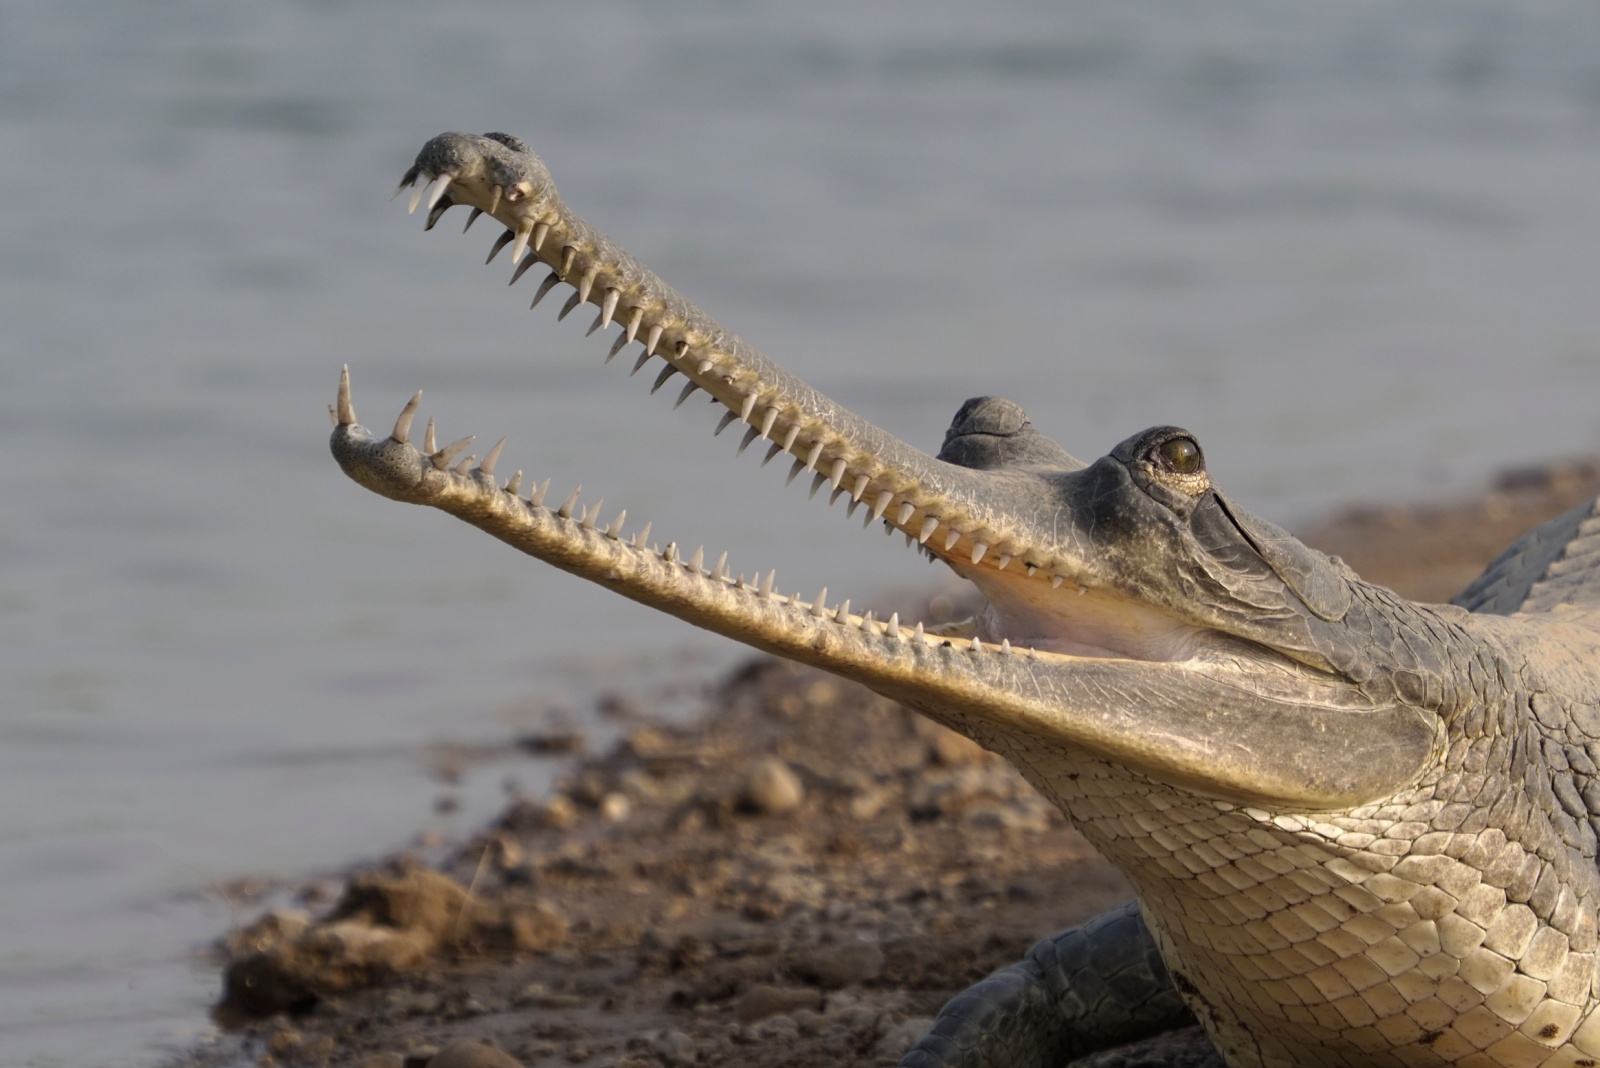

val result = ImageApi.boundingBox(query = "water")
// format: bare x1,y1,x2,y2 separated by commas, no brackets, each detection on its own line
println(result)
5,1,1600,1063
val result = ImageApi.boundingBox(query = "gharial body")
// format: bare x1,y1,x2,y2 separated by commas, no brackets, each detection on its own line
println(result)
331,131,1600,1068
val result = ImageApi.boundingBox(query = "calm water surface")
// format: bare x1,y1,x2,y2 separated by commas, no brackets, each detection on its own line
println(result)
5,1,1600,1063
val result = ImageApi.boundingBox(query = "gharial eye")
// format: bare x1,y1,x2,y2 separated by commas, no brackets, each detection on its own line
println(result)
1155,436,1202,475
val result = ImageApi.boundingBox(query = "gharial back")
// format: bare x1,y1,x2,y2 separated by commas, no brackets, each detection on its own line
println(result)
1455,497,1600,618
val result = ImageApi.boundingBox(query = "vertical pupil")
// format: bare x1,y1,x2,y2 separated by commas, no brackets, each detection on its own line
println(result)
1160,438,1198,473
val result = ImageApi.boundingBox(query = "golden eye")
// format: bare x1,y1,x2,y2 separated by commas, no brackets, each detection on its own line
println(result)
1155,436,1202,475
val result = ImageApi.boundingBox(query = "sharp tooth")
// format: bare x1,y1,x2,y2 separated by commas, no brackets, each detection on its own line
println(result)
697,359,714,375
531,272,562,308
675,381,700,409
532,221,550,252
633,521,652,548
509,255,540,286
829,458,847,490
804,440,824,473
674,341,690,362
1001,639,1012,655
607,509,627,538
663,542,677,563
1078,585,1088,596
1025,564,1037,577
762,443,783,467
607,333,629,361
1051,575,1065,589
834,599,851,623
597,291,621,331
714,551,728,579
970,637,983,652
479,437,507,477
918,517,939,544
582,499,603,530
424,173,453,211
505,470,523,495
625,306,643,344
896,503,915,526
739,392,758,422
829,486,848,507
759,407,779,440
557,486,581,518
871,492,893,522
558,290,582,320
846,498,860,519
997,554,1011,571
392,166,419,199
812,589,828,617
558,246,576,278
786,459,806,486
424,417,436,454
913,622,925,641
944,529,960,552
645,324,664,357
761,571,776,597
808,473,827,500
486,185,502,215
851,474,869,502
887,612,901,639
1028,646,1039,659
714,410,739,436
391,390,421,444
632,350,653,375
424,196,452,231
406,174,430,213
432,435,474,470
486,230,513,264
333,366,357,426
463,207,483,232
781,425,801,453
971,543,988,565
530,477,551,507
861,610,875,629
651,365,678,394
576,268,598,305
738,426,761,455
509,224,532,264
453,455,476,475
688,546,704,572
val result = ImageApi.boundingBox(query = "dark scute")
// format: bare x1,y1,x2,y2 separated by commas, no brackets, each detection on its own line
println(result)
939,397,1084,471
1214,493,1355,622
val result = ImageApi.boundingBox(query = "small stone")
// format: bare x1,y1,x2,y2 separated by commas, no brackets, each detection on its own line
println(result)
427,1041,524,1068
654,1030,696,1066
599,792,632,822
741,758,804,815
786,941,885,989
510,901,569,952
875,1017,935,1058
736,983,823,1022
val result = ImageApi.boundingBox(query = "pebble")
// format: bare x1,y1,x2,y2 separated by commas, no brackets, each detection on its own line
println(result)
427,1040,524,1068
741,758,804,815
736,983,823,1022
654,1030,697,1066
785,941,885,988
875,1017,936,1058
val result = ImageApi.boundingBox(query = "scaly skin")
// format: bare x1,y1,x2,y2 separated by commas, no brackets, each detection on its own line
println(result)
330,132,1600,1066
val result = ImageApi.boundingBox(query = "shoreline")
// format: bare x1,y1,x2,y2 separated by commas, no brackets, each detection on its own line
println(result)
179,459,1600,1068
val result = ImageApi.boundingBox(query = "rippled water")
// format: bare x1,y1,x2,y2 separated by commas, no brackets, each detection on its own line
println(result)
5,1,1600,1063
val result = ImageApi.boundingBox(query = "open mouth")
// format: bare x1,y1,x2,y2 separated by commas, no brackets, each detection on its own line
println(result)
334,143,1238,672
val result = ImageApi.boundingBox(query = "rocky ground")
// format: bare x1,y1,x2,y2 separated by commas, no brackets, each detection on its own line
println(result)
179,459,1600,1068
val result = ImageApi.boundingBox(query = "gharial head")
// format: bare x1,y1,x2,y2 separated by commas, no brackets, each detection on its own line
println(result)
335,131,1449,820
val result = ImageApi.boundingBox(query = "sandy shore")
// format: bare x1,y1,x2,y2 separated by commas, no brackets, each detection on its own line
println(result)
180,458,1600,1068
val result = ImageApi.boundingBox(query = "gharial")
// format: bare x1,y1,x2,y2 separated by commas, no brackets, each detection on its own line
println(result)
331,131,1600,1068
